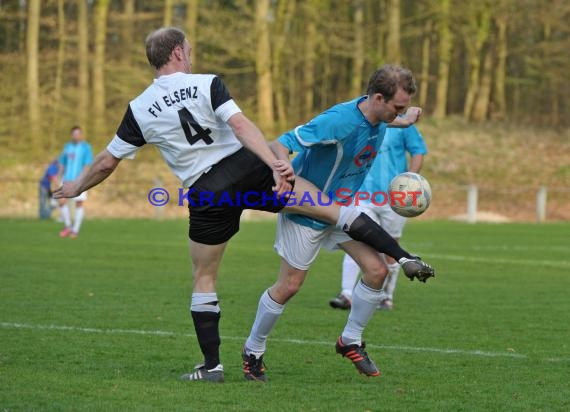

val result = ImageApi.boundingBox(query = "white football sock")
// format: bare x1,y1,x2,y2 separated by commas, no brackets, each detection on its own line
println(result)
341,254,360,298
383,263,401,300
245,290,284,356
72,207,84,234
341,280,384,346
60,204,71,228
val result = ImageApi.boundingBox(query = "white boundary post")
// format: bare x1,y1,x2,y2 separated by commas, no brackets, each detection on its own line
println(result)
467,185,478,224
536,186,547,223
153,177,164,220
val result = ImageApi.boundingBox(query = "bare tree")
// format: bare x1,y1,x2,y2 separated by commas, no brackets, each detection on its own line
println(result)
386,0,401,64
302,0,317,116
164,0,173,27
491,12,507,121
77,0,89,131
185,0,199,69
51,0,66,150
418,18,432,109
350,0,364,96
26,0,41,154
433,0,452,119
461,2,490,120
121,0,135,66
92,0,110,140
273,0,296,130
471,45,493,122
254,0,274,133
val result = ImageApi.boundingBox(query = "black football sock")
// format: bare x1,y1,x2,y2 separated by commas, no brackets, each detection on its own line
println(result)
191,306,221,369
344,213,412,261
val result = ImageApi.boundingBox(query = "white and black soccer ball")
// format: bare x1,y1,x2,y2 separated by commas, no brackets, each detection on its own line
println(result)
388,172,432,218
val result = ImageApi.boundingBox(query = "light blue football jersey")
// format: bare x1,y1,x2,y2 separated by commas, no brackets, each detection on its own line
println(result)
278,96,387,230
359,125,428,200
59,141,94,182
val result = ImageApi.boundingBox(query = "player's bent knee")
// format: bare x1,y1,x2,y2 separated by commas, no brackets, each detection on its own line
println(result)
284,277,304,297
274,274,306,301
361,266,388,289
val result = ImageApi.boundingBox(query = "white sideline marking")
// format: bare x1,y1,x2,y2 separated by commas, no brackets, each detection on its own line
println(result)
426,253,570,269
409,243,570,253
0,321,536,361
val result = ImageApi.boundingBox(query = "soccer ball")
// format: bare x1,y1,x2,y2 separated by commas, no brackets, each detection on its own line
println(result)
388,172,432,217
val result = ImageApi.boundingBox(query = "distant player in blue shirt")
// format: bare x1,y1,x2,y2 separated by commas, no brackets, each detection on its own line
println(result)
330,124,428,311
243,65,433,380
57,126,93,238
39,159,60,219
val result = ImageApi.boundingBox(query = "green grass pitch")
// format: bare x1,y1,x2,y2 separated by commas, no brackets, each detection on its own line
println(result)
1,218,569,411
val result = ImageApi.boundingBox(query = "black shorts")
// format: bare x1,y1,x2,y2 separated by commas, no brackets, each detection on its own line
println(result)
188,147,290,245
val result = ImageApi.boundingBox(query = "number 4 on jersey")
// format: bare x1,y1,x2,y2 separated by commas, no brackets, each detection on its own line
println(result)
178,108,213,145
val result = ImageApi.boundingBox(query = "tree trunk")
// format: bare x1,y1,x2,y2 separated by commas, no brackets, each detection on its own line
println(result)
320,1,332,110
463,58,479,120
471,46,493,122
52,0,66,151
303,0,317,115
463,4,490,120
121,0,135,66
273,0,296,130
164,0,173,27
77,0,89,130
350,0,364,96
26,0,41,155
418,18,432,109
386,0,401,64
254,0,274,134
185,0,199,70
541,21,560,125
491,14,507,121
433,0,451,119
92,0,110,140
18,1,27,52
375,0,386,66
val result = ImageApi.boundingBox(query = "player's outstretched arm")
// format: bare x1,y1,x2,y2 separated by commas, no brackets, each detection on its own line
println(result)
52,149,121,199
388,107,423,128
227,113,294,195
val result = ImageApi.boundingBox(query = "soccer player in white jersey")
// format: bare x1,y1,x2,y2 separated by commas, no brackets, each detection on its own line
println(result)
57,126,93,238
329,124,427,311
242,66,431,381
54,28,433,383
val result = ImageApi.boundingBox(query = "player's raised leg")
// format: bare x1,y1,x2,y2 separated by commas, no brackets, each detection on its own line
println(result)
283,178,434,282
180,240,227,383
335,240,388,377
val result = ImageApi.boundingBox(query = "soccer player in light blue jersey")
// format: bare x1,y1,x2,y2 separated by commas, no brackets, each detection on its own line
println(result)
330,124,428,311
57,126,93,238
243,65,433,380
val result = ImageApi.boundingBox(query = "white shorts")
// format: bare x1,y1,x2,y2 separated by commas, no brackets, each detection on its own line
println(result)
274,214,352,270
73,191,88,202
362,203,406,238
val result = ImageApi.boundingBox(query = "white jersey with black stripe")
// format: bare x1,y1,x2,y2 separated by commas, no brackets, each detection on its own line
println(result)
107,72,243,187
